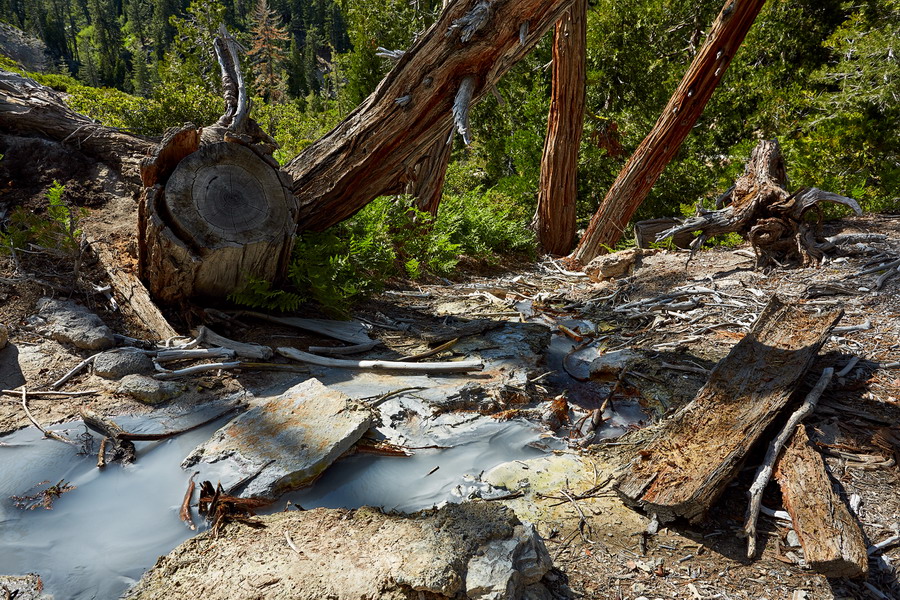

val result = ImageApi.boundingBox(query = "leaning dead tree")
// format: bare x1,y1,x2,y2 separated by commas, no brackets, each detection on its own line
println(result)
571,0,766,265
532,0,586,256
656,139,861,268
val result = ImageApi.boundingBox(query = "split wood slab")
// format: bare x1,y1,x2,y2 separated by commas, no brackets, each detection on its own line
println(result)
615,296,843,522
776,425,869,578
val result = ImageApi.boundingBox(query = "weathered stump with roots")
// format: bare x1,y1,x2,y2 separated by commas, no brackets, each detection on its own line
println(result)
137,30,298,303
657,139,862,268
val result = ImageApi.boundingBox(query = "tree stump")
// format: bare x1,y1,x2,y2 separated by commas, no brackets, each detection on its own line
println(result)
656,140,862,267
139,141,298,302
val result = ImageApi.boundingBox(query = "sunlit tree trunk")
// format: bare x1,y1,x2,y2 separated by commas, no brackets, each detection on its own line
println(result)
406,129,453,216
533,0,586,256
571,0,766,266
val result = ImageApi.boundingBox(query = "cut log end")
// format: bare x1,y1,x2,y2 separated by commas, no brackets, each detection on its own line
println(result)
139,142,298,302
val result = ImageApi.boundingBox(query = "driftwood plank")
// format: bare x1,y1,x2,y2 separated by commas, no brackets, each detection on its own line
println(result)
615,296,842,522
775,425,869,578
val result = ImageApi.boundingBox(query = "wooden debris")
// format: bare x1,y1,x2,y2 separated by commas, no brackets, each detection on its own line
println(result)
96,436,108,469
421,319,503,343
192,326,274,360
775,425,869,578
233,311,375,345
614,296,843,522
278,347,483,373
20,388,78,446
744,368,834,558
79,407,136,463
180,472,198,530
86,236,179,340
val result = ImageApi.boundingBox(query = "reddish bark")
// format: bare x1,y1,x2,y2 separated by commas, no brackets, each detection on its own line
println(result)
571,0,766,265
533,0,587,256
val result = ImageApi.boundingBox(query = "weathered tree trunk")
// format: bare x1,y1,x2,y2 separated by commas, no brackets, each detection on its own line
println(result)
655,139,861,267
284,0,576,231
615,296,843,523
405,129,454,216
532,0,586,256
775,425,869,578
571,0,766,265
137,32,299,303
0,70,155,185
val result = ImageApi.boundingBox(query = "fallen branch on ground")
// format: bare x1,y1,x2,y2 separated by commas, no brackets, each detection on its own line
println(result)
277,347,483,373
744,367,833,558
20,388,79,446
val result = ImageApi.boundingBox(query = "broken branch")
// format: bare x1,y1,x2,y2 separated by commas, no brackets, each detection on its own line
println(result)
744,367,834,558
277,347,483,373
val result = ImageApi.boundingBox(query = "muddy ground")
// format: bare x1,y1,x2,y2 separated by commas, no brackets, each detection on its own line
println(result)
1,142,899,599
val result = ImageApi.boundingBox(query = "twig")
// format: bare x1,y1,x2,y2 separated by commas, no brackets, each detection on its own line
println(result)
406,338,459,362
559,488,594,544
277,347,483,373
836,356,860,378
2,389,97,398
284,531,303,555
20,388,78,446
114,406,242,442
307,341,380,355
180,472,198,530
152,361,241,379
50,353,100,389
832,320,872,334
868,534,900,555
97,436,108,468
744,367,834,558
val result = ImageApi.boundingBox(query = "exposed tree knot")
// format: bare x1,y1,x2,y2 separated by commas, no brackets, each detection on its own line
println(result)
446,0,492,42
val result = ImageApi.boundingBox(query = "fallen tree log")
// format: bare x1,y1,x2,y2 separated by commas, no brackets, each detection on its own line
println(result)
0,70,155,185
614,296,843,522
775,425,869,578
656,140,862,267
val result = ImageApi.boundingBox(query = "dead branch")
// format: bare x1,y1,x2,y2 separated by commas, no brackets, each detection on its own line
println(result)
744,367,833,558
277,347,483,373
20,388,79,446
50,353,100,390
180,472,198,530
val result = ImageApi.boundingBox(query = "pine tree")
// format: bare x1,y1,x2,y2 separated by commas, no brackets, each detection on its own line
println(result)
247,0,289,102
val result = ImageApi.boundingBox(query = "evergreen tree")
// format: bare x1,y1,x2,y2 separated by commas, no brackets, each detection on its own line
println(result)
247,0,289,102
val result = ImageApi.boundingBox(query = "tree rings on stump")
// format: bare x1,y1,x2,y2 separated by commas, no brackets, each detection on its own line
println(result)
139,142,298,302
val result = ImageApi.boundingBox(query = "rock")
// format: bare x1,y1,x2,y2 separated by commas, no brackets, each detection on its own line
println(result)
35,298,115,350
93,348,154,379
182,378,373,497
0,574,52,600
787,529,802,547
589,349,639,379
466,522,552,600
584,248,656,282
125,502,552,600
0,322,8,349
117,374,183,405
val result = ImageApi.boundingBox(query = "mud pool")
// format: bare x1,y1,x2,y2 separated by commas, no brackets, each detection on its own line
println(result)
1,412,552,599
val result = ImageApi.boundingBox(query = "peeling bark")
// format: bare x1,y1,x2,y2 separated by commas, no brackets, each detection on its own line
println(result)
533,0,586,256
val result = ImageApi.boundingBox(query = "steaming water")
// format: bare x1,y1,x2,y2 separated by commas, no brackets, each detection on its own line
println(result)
0,413,549,599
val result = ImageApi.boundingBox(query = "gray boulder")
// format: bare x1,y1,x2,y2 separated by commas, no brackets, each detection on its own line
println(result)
117,374,183,405
94,348,154,379
36,297,115,350
182,378,373,497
